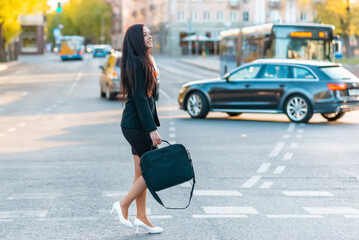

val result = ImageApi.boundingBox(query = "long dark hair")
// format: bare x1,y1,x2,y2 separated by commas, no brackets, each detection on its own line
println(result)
120,24,156,99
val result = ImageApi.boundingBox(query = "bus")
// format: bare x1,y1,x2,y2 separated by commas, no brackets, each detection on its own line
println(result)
59,36,85,60
219,23,335,75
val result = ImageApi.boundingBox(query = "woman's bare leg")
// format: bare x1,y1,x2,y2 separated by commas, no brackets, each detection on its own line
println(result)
120,155,154,227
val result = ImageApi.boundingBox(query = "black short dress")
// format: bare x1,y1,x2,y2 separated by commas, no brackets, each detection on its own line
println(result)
121,58,160,157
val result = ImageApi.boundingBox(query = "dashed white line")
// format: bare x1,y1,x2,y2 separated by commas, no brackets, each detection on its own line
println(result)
287,123,296,132
257,163,271,173
267,215,323,219
6,127,16,132
344,215,359,218
0,210,48,218
147,215,173,219
192,214,248,219
260,182,273,189
304,207,359,215
241,134,247,137
297,129,304,133
290,143,298,149
169,133,176,138
241,176,262,188
269,142,285,157
169,127,176,131
194,190,242,196
282,191,334,197
273,166,286,174
203,207,259,214
169,121,175,125
283,134,290,139
283,152,293,160
101,191,128,197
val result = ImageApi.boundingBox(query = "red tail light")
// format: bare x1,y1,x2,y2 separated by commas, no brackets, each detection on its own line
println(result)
58,52,62,56
327,83,347,91
79,50,83,55
112,70,118,78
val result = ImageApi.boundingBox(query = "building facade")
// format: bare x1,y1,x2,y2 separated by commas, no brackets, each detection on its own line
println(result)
116,0,318,56
19,14,46,54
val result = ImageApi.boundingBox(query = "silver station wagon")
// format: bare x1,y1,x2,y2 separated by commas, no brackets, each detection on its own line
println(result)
178,59,359,122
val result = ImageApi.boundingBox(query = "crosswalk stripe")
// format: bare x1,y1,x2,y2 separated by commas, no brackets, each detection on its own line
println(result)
269,142,285,157
304,207,359,215
344,215,359,218
202,207,258,214
0,210,47,219
192,214,248,219
194,190,242,196
260,182,273,189
267,215,323,219
257,163,271,173
282,191,333,197
241,175,261,188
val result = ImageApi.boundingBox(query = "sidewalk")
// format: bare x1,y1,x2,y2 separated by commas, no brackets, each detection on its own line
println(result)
0,60,21,72
178,56,220,72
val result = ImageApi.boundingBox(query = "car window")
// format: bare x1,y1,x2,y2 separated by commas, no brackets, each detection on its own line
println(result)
319,66,357,80
293,67,315,79
228,65,261,81
262,65,290,79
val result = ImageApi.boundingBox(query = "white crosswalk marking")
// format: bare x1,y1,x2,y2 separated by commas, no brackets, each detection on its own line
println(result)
304,207,359,215
203,207,259,214
283,152,293,160
0,210,47,218
273,166,286,174
267,215,323,219
257,163,271,173
194,190,242,196
269,142,285,157
241,175,261,188
192,215,248,219
260,182,273,189
282,191,334,197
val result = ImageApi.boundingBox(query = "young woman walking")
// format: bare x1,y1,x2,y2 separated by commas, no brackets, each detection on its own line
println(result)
110,24,163,234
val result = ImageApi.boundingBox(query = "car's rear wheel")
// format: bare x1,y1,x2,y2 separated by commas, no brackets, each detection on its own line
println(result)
226,112,242,117
100,85,106,98
106,86,117,100
284,94,313,123
186,91,209,118
321,111,345,121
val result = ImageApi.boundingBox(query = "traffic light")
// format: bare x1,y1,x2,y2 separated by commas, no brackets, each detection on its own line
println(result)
56,2,62,13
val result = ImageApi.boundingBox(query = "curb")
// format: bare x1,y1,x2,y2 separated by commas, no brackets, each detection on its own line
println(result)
177,59,219,72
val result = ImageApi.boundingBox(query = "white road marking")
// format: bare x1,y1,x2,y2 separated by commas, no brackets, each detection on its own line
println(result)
159,89,171,101
169,127,176,131
192,214,248,219
0,219,13,222
169,140,177,144
287,123,296,132
290,143,298,149
257,163,271,173
101,191,128,197
296,135,302,138
304,207,359,215
169,121,175,125
0,210,48,218
65,71,83,100
194,190,242,196
241,176,261,188
282,191,334,197
344,215,359,218
147,215,173,219
260,182,273,189
273,166,286,174
283,152,293,160
38,217,98,221
269,142,285,157
169,133,176,138
203,207,259,214
283,134,290,139
267,215,323,219
18,122,27,127
6,127,16,132
241,134,247,137
297,129,304,133
7,193,59,200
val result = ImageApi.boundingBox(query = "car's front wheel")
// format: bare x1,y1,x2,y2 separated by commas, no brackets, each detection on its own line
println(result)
321,112,345,121
186,91,209,118
284,94,313,123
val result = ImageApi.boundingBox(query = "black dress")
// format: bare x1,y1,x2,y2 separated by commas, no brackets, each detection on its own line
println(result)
121,58,160,157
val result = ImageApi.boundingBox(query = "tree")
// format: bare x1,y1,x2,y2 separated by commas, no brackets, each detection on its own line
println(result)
0,0,48,61
315,0,359,58
46,0,113,45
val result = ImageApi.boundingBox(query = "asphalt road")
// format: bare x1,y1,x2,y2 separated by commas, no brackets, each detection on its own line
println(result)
0,53,359,240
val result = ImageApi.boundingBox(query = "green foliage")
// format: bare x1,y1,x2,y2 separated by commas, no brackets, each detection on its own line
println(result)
47,0,113,44
0,0,48,43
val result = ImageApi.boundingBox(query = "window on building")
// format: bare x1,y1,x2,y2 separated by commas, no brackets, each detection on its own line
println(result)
243,11,249,22
178,11,185,22
191,11,198,21
300,12,308,22
230,11,238,22
217,11,224,22
204,11,211,21
269,10,280,22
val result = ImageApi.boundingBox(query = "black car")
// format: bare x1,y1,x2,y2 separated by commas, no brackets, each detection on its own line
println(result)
178,59,359,122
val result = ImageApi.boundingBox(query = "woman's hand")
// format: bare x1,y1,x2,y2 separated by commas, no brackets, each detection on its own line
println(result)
150,130,161,147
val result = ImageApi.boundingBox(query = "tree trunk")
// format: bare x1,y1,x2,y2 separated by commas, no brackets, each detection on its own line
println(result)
343,34,351,58
0,24,7,62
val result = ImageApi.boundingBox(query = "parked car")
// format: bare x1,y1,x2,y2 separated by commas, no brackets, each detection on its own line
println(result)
99,52,160,101
93,47,107,58
178,59,359,122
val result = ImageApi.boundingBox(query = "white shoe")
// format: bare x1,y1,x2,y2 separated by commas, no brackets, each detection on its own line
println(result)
110,201,133,228
133,218,163,234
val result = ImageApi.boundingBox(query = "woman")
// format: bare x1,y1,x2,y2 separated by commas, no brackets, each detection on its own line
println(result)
110,24,163,234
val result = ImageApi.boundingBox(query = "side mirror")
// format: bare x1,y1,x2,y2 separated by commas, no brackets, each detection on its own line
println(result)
223,73,230,82
99,65,104,71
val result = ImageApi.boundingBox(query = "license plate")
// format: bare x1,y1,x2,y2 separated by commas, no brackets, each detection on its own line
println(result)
348,89,359,96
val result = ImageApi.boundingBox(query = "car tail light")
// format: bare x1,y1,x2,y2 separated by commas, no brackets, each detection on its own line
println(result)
327,83,347,90
58,52,62,56
79,50,83,55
